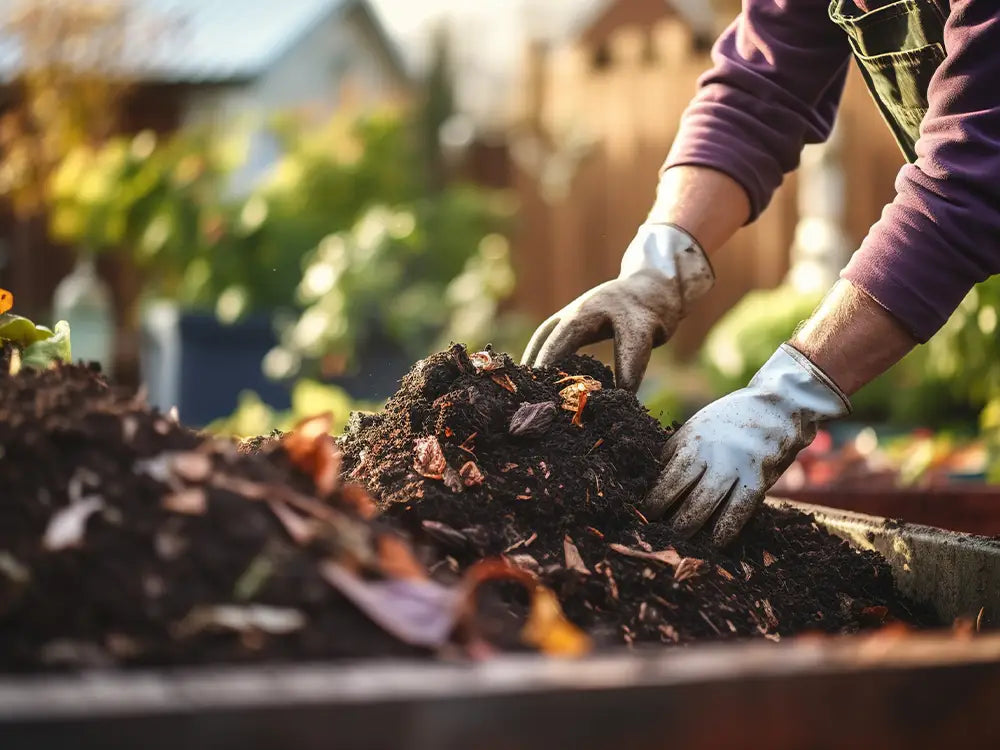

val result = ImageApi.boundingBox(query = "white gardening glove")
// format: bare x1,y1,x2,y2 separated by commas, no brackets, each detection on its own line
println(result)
642,343,852,546
521,223,714,392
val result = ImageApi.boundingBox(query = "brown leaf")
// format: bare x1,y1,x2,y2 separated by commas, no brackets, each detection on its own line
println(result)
557,376,602,412
716,565,736,581
442,465,464,493
508,401,557,437
281,413,342,497
470,350,504,372
162,488,207,516
571,391,589,427
269,500,316,545
609,543,682,567
674,557,704,582
338,483,378,520
413,435,447,479
563,536,590,575
762,550,777,567
490,373,518,393
459,460,484,487
377,534,428,581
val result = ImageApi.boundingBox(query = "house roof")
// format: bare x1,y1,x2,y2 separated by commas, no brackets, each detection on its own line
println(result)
0,0,406,84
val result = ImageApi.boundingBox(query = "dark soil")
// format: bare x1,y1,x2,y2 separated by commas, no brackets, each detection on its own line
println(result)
341,345,940,647
0,361,424,672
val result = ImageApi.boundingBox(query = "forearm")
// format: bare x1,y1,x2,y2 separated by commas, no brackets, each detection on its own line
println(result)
789,280,918,397
646,166,751,255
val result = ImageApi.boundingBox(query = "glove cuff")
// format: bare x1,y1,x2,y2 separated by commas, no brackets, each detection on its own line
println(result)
756,343,852,419
619,223,715,312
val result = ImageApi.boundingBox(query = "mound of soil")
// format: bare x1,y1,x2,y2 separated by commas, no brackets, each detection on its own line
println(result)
0,360,426,672
341,345,940,646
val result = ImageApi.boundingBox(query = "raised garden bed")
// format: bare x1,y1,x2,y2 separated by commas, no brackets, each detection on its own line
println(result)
2,344,1000,746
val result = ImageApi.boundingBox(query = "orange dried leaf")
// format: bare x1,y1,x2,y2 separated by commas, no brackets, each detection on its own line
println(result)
413,435,447,479
459,460,484,487
521,586,591,657
490,373,518,393
0,289,11,314
762,550,777,567
377,534,428,581
281,413,342,497
571,391,588,427
717,565,736,581
609,543,682,567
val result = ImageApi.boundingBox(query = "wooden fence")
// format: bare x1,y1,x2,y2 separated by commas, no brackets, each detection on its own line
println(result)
507,13,905,357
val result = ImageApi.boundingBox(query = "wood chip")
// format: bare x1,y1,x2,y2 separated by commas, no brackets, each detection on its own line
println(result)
490,373,518,392
504,532,537,553
674,557,704,582
762,599,779,630
716,565,736,581
609,543,681,567
585,526,604,539
563,536,590,575
161,488,207,516
740,560,754,581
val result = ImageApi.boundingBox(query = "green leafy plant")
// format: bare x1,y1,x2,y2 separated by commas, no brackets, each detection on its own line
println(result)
0,314,72,370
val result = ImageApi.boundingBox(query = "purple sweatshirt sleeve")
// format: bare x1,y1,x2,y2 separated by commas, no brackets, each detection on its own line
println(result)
842,1,1000,342
663,0,852,221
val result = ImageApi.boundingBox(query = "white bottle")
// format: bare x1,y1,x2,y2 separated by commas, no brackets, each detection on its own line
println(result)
52,255,114,373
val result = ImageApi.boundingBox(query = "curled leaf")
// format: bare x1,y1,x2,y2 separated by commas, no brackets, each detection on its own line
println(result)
459,461,484,487
43,498,105,551
557,375,602,412
469,350,504,372
609,543,682,567
571,391,589,427
509,402,557,437
281,413,342,497
413,435,447,479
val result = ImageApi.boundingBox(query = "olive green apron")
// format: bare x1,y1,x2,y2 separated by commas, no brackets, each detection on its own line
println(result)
828,0,949,162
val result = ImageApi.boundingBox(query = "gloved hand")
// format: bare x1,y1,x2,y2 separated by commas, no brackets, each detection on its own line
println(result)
642,343,851,546
521,223,714,392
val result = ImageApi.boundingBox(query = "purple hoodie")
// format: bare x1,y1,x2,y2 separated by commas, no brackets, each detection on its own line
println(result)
663,0,1000,343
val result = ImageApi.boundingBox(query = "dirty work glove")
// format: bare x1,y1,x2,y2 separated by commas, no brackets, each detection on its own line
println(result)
521,223,714,392
642,343,851,547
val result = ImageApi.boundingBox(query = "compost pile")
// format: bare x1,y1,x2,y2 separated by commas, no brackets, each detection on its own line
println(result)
0,357,449,672
0,344,939,673
341,345,939,647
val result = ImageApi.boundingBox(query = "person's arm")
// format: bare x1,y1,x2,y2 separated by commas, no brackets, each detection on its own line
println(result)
523,0,853,388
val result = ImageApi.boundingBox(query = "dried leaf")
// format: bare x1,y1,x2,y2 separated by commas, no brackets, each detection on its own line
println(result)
557,376,602,412
522,586,591,657
762,550,777,568
442,465,464,493
174,605,306,637
609,543,682,567
571,391,589,427
674,557,704,582
43,498,105,551
717,565,736,581
508,401,557,437
378,534,428,581
470,350,504,372
563,536,590,575
269,500,316,545
320,561,459,648
0,288,12,314
413,435,447,479
490,373,518,393
281,413,342,497
338,483,378,520
459,461,484,487
162,488,207,516
740,560,754,581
